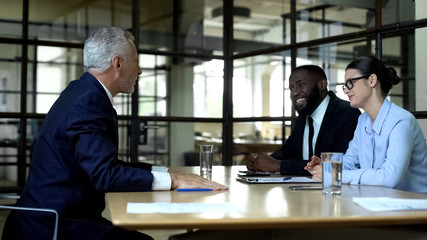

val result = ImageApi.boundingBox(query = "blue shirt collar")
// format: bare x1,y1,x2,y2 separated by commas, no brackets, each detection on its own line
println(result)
364,98,391,135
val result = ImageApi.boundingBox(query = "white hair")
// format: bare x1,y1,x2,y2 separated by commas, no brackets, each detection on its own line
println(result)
83,27,135,73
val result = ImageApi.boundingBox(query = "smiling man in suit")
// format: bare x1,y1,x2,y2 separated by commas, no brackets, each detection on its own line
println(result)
3,27,227,240
246,65,360,175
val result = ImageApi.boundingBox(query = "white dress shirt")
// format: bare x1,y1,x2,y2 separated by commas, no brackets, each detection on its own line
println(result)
302,95,330,160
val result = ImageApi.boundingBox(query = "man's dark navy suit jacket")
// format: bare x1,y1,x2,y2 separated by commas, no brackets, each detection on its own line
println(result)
3,73,154,239
271,91,361,175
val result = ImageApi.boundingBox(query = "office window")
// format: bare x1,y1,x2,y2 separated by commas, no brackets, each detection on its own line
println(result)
28,0,132,42
231,55,291,118
139,54,168,117
0,118,20,188
0,43,21,113
0,1,22,38
293,2,373,43
194,59,223,118
139,0,223,57
138,121,169,166
116,119,170,166
0,118,38,188
233,121,284,164
382,0,415,25
231,0,288,51
27,46,83,114
193,122,222,165
382,33,415,110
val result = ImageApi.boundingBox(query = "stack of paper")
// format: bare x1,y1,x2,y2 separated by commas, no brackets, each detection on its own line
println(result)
353,197,427,211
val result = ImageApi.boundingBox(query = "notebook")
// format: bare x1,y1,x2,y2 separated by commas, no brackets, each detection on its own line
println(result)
236,176,321,184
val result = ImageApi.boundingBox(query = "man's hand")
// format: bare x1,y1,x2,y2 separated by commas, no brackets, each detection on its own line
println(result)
304,155,322,181
245,153,259,171
246,152,280,172
169,172,228,190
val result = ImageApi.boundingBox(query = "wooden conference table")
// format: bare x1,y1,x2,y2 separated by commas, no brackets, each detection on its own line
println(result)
106,166,427,231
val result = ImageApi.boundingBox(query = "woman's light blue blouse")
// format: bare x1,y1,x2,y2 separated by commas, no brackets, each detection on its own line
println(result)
342,99,427,193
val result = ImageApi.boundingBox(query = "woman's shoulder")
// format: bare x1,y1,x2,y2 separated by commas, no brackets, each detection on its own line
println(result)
389,103,415,121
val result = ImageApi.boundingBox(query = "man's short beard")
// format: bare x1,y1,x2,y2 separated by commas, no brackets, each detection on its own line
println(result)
297,85,320,116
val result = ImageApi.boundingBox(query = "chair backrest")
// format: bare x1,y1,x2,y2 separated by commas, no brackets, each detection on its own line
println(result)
0,194,58,240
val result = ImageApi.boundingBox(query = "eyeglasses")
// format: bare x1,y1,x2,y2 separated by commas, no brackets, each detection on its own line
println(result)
342,76,368,91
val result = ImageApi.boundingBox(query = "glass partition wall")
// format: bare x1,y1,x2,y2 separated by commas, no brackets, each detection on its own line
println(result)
1,0,426,192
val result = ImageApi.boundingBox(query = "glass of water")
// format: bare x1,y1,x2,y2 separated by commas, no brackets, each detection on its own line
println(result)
199,145,213,180
321,152,343,197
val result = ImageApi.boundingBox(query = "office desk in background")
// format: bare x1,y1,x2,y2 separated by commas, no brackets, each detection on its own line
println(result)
194,138,281,165
107,166,427,232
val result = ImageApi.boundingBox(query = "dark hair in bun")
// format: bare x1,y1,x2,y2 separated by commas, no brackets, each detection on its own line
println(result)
345,56,400,96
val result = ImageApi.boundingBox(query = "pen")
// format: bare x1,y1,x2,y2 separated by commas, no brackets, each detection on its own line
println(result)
177,188,213,192
283,177,292,181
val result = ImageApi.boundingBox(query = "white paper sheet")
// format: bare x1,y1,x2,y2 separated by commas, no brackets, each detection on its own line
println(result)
127,202,242,214
353,197,427,211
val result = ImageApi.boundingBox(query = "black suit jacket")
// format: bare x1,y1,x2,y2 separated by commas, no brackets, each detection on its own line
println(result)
270,91,361,175
3,73,154,240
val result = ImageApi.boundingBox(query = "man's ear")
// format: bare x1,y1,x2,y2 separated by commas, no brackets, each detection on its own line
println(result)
111,55,121,72
318,78,328,90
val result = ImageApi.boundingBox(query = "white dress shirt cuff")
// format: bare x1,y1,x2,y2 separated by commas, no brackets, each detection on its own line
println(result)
152,166,169,172
151,171,172,190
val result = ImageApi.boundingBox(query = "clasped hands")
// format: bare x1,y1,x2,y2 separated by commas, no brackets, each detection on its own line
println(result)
305,155,322,181
246,152,280,172
247,152,323,181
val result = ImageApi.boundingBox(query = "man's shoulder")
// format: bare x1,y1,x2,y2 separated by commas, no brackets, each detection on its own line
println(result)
55,75,109,115
324,93,361,123
64,74,104,97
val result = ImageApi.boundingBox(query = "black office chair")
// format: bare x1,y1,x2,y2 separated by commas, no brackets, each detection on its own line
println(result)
0,194,58,240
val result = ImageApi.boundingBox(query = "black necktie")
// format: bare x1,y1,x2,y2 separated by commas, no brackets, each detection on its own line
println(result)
308,116,314,158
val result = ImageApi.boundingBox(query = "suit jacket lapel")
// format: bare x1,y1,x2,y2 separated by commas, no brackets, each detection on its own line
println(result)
315,91,337,153
294,114,306,159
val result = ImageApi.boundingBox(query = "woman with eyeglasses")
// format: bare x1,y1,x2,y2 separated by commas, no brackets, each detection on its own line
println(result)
306,56,427,193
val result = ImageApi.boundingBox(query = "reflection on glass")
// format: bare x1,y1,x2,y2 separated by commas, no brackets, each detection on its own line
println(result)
137,121,169,166
0,1,22,38
138,99,167,117
31,46,83,113
139,0,222,56
28,0,132,42
233,55,291,118
116,119,169,166
231,0,289,52
194,122,222,166
233,121,284,165
0,118,25,188
382,35,412,110
137,55,226,119
382,0,415,25
293,3,373,43
0,44,21,113
194,59,223,118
